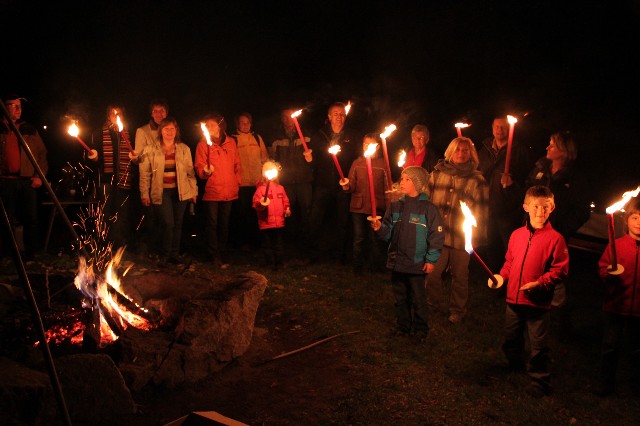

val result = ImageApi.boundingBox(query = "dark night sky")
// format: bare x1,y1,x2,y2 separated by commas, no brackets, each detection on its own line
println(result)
2,0,639,204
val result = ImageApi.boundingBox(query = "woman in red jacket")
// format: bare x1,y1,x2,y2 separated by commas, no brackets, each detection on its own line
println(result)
194,113,240,268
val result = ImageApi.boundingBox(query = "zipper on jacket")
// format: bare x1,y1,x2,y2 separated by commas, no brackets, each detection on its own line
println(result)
515,229,534,303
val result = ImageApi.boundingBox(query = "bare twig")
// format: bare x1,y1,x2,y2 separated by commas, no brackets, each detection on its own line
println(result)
255,330,360,366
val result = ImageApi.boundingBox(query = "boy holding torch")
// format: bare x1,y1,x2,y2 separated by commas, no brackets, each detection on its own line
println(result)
371,166,444,343
494,185,569,398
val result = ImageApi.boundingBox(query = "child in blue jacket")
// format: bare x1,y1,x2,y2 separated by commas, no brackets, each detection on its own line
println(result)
372,166,444,343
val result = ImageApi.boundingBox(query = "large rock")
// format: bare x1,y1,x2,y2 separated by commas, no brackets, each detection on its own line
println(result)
116,271,268,390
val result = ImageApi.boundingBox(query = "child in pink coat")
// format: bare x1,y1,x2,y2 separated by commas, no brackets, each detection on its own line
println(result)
253,161,291,270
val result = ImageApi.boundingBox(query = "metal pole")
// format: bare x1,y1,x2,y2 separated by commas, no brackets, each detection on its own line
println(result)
0,198,73,426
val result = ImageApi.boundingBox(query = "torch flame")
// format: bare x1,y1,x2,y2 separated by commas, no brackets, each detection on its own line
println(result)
364,143,378,158
605,186,640,214
328,145,342,155
507,115,518,125
200,122,212,146
291,109,303,119
454,122,470,129
380,124,397,139
345,101,352,116
265,168,278,180
460,201,477,254
398,150,406,167
68,122,80,137
115,111,124,132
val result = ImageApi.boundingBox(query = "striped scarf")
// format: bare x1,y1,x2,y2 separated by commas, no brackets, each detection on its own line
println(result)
102,126,133,189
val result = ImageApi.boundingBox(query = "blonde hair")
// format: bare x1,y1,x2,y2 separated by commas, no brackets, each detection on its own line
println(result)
444,137,479,167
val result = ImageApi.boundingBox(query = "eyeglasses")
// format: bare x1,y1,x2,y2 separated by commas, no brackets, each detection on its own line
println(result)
5,103,21,109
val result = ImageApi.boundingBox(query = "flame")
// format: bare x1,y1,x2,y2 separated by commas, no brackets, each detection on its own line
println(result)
380,124,397,140
115,111,124,132
397,150,406,167
291,109,303,119
68,122,80,137
74,247,153,346
606,186,640,214
507,115,518,125
364,143,378,158
265,168,278,180
200,122,212,146
460,201,477,254
328,145,341,155
345,101,352,116
454,122,470,129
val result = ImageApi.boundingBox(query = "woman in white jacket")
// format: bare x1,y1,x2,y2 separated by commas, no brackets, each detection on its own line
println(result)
139,117,198,264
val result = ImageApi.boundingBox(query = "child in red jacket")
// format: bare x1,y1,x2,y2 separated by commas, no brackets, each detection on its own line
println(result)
495,185,569,398
253,161,291,270
594,198,640,396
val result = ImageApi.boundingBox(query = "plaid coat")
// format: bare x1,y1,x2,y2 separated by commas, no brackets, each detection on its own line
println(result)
426,160,488,250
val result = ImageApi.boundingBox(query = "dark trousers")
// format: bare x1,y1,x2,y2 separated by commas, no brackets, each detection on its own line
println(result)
0,178,38,257
283,182,312,243
260,227,284,266
231,186,261,249
308,185,351,261
155,188,187,258
391,271,429,333
503,304,551,391
204,200,233,260
351,212,385,271
599,312,640,388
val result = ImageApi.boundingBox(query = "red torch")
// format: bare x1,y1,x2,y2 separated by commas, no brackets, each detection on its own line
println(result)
460,201,502,288
454,122,470,137
115,112,134,153
290,109,311,154
605,186,640,274
328,145,348,186
67,122,98,160
364,143,380,221
503,115,518,179
379,124,397,191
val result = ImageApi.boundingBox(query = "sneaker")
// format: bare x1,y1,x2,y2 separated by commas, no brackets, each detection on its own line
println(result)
448,313,463,324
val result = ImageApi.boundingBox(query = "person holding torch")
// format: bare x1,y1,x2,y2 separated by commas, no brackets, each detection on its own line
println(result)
253,160,291,271
308,102,360,264
593,197,640,397
425,137,488,324
194,113,240,269
341,133,390,276
371,166,444,343
478,116,532,271
90,104,139,249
